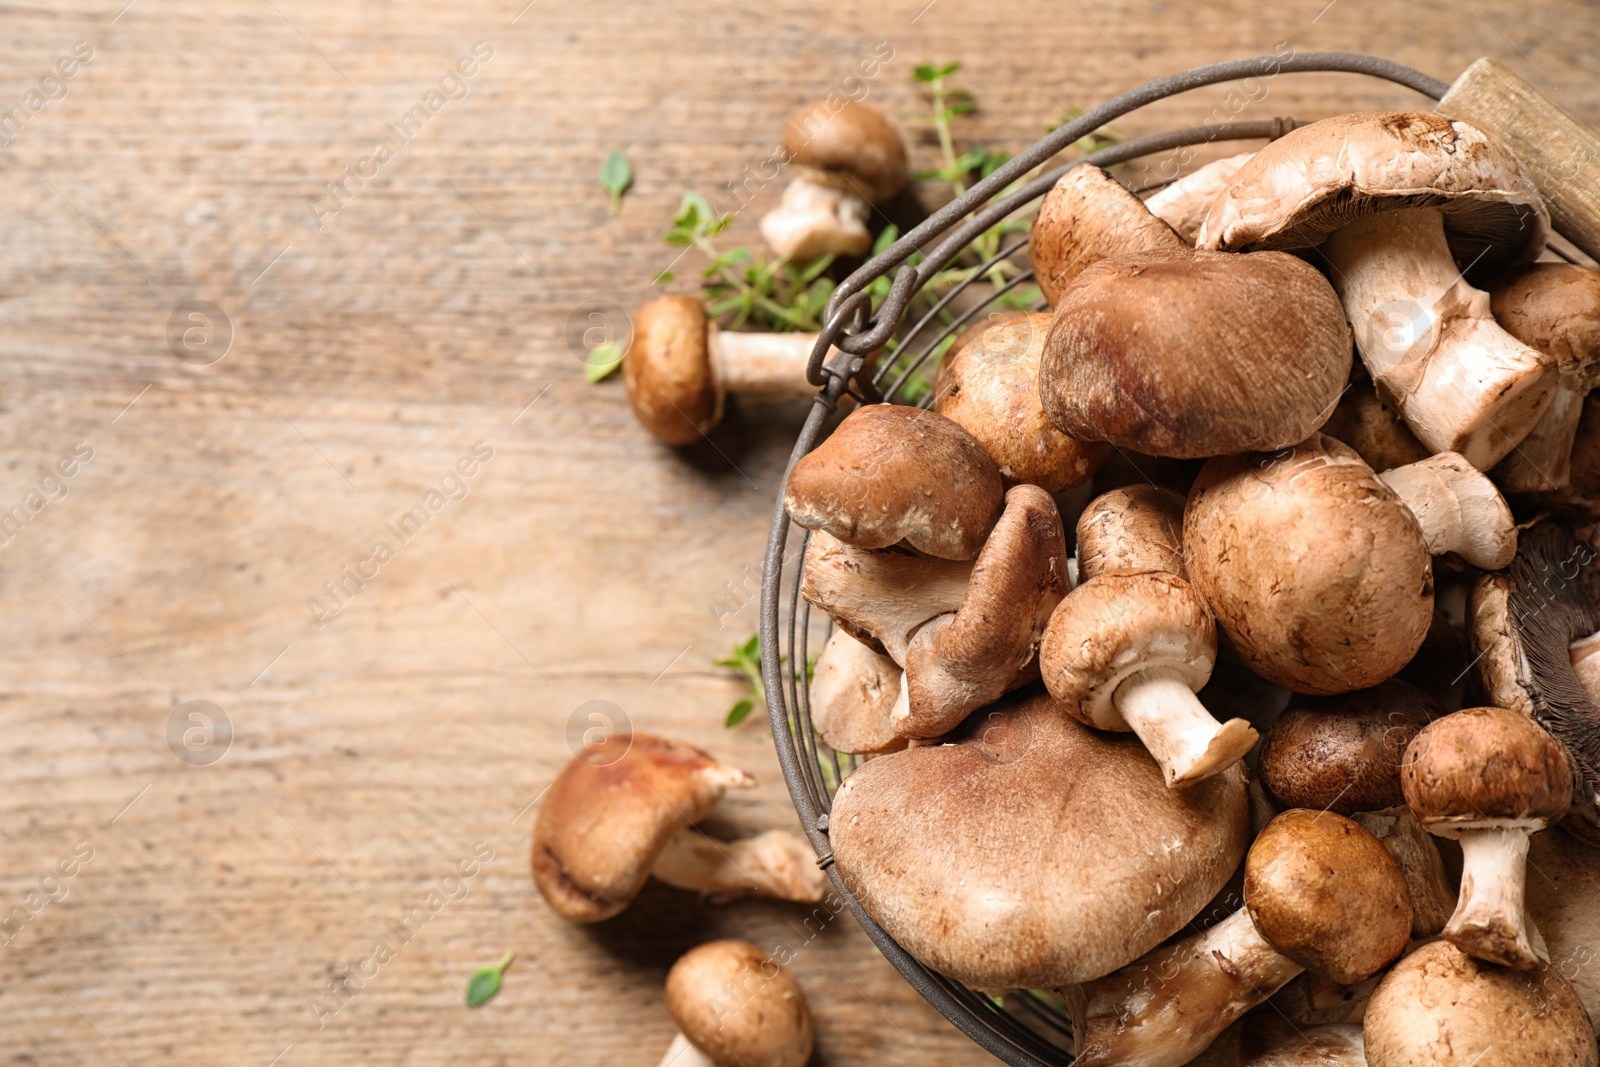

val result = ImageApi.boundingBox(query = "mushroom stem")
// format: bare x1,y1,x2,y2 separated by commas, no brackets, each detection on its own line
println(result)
1446,824,1546,969
1112,666,1259,788
656,1032,717,1067
1071,907,1304,1067
710,328,823,396
1493,381,1585,491
651,828,827,904
1322,206,1555,469
758,177,872,264
1377,451,1517,569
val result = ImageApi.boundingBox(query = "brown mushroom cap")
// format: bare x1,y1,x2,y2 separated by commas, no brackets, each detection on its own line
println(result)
830,691,1250,988
532,734,752,922
1319,365,1431,473
931,311,1111,490
623,295,718,446
1258,680,1440,814
809,629,905,756
785,404,1004,560
1491,263,1600,381
1364,940,1598,1067
1184,433,1435,695
1075,484,1187,580
782,99,908,204
664,939,814,1067
1198,112,1547,279
1244,809,1413,985
1039,249,1352,459
1028,163,1184,306
1402,706,1574,831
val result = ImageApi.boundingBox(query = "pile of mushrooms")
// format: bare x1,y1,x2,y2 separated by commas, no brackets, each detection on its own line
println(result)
782,110,1600,1065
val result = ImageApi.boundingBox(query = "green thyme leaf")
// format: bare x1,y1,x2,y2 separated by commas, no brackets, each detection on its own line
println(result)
725,698,755,728
465,951,514,1007
584,342,626,383
599,151,633,215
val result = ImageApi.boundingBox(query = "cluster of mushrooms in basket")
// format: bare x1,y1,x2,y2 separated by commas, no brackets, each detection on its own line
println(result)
540,106,1600,1067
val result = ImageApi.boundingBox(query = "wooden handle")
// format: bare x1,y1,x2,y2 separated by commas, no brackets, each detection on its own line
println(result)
1437,57,1600,264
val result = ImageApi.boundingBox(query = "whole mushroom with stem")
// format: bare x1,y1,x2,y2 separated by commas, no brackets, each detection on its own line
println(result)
657,940,813,1067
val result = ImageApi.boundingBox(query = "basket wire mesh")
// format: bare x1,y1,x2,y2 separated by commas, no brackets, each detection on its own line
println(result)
761,52,1466,1066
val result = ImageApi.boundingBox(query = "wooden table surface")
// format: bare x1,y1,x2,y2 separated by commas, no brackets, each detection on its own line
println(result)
2,1,1597,1063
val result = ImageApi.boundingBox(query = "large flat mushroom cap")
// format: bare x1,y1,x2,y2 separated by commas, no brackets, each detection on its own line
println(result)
1039,249,1352,459
665,939,814,1067
1197,111,1548,279
782,99,908,204
623,295,719,446
830,691,1250,988
785,404,1004,560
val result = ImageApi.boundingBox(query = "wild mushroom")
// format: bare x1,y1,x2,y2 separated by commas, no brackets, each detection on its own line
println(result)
1068,809,1411,1067
1239,1016,1366,1067
1185,433,1515,695
1075,485,1186,580
1040,568,1257,788
1527,826,1600,1035
930,310,1111,491
659,939,813,1067
1319,364,1431,473
807,629,904,756
829,691,1250,989
759,99,908,264
1143,151,1255,244
1363,940,1598,1067
532,733,825,923
1403,706,1574,969
1488,262,1600,491
624,295,824,445
1039,249,1352,458
1198,112,1555,469
785,404,1004,560
1028,163,1185,305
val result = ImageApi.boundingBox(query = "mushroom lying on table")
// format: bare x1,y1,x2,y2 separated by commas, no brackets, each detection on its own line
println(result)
532,734,825,922
658,939,813,1067
759,99,908,263
1198,112,1555,469
807,629,904,756
1142,151,1255,244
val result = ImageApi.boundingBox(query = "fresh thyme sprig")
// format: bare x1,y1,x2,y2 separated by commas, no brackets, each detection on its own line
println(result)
716,634,814,728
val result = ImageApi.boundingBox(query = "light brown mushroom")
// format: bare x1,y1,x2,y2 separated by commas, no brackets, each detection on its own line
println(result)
759,99,908,263
1239,1016,1367,1067
659,939,813,1067
808,629,904,756
785,404,1004,560
1319,364,1431,473
1527,827,1600,1035
1363,940,1598,1067
1028,163,1185,306
1376,451,1518,569
798,531,972,663
1199,112,1555,469
1143,151,1254,244
1075,485,1186,580
532,734,825,923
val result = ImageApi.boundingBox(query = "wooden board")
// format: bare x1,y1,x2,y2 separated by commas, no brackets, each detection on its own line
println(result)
1,1,1596,1063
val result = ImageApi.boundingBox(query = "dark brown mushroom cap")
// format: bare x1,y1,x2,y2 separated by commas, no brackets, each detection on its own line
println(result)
532,734,752,923
1028,163,1184,306
1198,111,1547,280
931,311,1111,491
1490,262,1600,380
1185,433,1434,695
1244,809,1413,985
782,99,908,204
664,939,814,1067
623,295,718,446
1039,249,1352,459
1402,706,1574,828
784,404,1004,560
1075,485,1187,580
1258,680,1440,814
1364,940,1599,1067
830,691,1250,988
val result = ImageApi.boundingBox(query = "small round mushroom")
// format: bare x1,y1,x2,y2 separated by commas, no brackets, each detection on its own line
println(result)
624,295,823,445
1363,940,1598,1067
1199,112,1555,469
1075,485,1186,580
1403,706,1574,969
659,939,813,1067
1527,827,1600,1035
1028,163,1185,306
1041,568,1258,787
759,99,908,263
830,691,1250,990
1069,809,1411,1067
1239,1016,1366,1067
1143,151,1255,244
532,734,825,923
1039,249,1352,459
785,404,1005,560
931,310,1111,490
808,629,905,756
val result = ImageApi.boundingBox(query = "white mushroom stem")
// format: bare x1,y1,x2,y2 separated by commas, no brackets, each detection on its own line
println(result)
1322,206,1556,469
1144,152,1254,244
656,1032,717,1067
759,178,872,264
1493,380,1586,491
1111,666,1259,789
710,327,823,396
1378,451,1517,569
1351,806,1457,938
801,534,973,664
1444,822,1547,969
651,828,827,904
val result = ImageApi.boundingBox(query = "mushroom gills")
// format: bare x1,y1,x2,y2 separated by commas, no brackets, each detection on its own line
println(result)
1112,665,1260,789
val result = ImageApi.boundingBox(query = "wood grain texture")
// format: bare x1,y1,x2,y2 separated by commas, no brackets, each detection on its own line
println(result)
0,1,1596,1064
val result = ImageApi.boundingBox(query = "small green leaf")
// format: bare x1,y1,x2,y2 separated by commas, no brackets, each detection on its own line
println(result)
724,698,755,728
584,342,625,383
599,151,633,215
652,270,674,284
465,951,514,1007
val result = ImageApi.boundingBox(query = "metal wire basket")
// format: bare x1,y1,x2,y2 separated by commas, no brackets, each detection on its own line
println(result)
759,53,1465,1066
